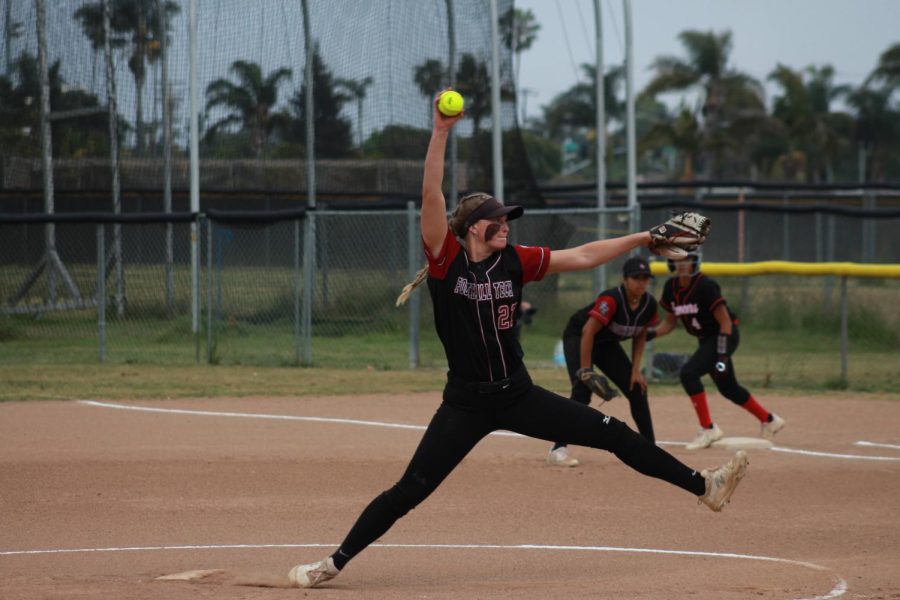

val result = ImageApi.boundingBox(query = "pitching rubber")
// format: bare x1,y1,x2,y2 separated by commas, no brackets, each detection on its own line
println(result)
711,436,774,451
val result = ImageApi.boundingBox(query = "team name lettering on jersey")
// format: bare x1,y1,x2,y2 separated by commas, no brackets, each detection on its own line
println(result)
673,303,699,316
453,277,514,301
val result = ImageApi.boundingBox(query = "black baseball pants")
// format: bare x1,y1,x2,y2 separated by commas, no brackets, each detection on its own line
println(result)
332,372,705,568
679,327,751,404
560,334,655,442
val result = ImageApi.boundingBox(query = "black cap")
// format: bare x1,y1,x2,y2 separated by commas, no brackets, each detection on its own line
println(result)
623,256,653,278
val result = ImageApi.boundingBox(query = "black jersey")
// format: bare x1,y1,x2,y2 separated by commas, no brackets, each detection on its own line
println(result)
425,228,550,382
660,273,736,338
564,285,658,344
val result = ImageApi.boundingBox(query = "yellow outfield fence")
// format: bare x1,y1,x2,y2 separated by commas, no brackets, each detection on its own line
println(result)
644,260,899,386
649,261,900,278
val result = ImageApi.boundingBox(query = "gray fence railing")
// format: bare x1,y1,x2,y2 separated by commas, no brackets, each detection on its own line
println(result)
2,206,899,389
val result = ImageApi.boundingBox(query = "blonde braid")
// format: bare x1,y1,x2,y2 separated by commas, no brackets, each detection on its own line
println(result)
398,193,490,307
396,264,429,306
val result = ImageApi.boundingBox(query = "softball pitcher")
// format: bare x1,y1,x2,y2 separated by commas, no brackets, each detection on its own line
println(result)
286,96,746,589
548,256,659,467
648,252,786,450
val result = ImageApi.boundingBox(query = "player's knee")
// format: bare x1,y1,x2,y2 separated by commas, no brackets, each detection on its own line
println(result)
571,385,591,406
588,415,634,452
721,384,750,405
679,369,703,395
383,473,435,517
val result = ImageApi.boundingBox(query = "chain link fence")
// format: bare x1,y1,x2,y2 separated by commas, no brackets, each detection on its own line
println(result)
3,205,899,391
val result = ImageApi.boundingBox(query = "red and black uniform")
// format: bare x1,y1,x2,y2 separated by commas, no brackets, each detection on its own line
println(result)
330,230,706,570
561,286,659,441
660,273,750,405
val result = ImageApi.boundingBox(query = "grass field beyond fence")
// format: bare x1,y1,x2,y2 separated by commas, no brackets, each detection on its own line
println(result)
2,268,899,397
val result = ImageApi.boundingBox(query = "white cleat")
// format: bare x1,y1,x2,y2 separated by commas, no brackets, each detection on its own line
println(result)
699,450,750,512
685,424,724,450
288,556,339,588
761,413,786,440
547,446,580,467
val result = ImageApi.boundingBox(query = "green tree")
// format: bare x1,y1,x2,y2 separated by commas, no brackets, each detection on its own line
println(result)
768,64,852,181
640,105,702,181
336,76,374,149
867,42,900,90
74,0,180,154
539,64,624,141
843,85,900,181
0,53,107,158
499,8,540,91
413,58,445,124
288,47,352,159
643,29,765,177
204,60,292,158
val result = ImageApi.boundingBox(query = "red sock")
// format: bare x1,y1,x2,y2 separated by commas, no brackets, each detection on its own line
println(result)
690,392,713,429
741,395,770,422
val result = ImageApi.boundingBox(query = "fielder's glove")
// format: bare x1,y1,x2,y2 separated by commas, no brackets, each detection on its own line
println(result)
648,212,711,259
576,368,619,401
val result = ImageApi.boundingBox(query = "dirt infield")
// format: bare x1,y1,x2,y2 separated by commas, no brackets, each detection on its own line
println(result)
1,391,899,599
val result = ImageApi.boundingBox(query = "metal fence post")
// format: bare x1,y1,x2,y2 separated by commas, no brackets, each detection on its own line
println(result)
301,213,316,366
839,275,848,383
407,201,421,369
782,194,790,260
294,218,301,364
206,218,213,364
97,224,106,362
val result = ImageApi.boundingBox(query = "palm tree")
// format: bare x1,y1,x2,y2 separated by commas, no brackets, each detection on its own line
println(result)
204,60,292,157
288,47,353,159
768,64,852,181
640,105,702,181
455,54,492,137
867,42,900,90
73,0,180,154
643,30,765,177
413,59,445,124
843,85,900,181
0,53,107,158
336,76,374,149
540,63,624,141
499,8,540,91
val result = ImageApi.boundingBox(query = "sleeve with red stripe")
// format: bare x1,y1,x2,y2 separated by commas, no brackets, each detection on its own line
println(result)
588,294,617,325
424,228,461,280
514,245,551,283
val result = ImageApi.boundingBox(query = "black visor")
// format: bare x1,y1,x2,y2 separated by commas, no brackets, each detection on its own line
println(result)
463,197,524,230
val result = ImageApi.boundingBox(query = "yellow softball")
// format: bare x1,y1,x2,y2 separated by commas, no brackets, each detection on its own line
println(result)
438,90,464,117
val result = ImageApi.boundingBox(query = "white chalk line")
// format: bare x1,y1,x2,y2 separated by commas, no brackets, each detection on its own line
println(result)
63,400,856,598
0,541,847,600
855,440,900,451
79,400,900,461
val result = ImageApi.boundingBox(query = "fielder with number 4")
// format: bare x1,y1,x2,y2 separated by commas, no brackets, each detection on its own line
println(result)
286,93,748,590
647,251,786,450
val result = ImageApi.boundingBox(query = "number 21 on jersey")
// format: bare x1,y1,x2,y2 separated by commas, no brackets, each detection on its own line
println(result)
497,302,518,330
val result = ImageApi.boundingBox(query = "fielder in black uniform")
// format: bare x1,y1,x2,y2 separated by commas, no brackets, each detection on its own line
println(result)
287,97,748,589
648,252,786,450
548,256,659,467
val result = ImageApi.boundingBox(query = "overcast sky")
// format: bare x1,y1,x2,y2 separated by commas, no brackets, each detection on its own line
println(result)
515,0,900,120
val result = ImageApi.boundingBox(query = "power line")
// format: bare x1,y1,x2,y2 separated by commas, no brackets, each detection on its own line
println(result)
555,0,582,84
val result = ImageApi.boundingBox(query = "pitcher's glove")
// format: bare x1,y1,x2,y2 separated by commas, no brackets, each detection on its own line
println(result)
576,368,619,401
648,212,711,259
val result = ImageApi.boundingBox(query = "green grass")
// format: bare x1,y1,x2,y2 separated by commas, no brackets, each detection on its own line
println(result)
3,267,899,396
